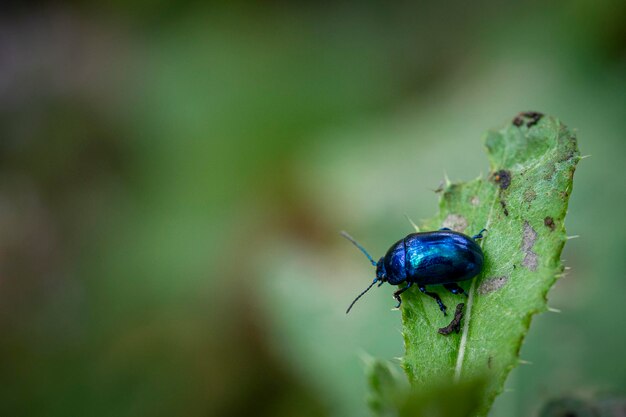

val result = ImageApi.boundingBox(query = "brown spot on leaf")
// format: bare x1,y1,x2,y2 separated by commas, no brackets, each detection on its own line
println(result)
543,164,557,181
491,169,511,190
500,199,509,216
544,216,556,231
558,149,577,163
487,356,493,369
524,189,537,203
478,276,509,294
513,111,544,128
438,303,465,335
522,221,538,271
443,214,468,232
523,111,543,127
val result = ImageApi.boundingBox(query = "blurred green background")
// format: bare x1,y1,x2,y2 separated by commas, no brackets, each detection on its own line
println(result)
0,1,624,416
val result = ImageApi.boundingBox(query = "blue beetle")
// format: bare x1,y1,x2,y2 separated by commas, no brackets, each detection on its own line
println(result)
342,227,486,315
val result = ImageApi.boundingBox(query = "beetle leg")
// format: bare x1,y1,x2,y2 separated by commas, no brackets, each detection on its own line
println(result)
393,282,413,309
419,286,448,316
472,228,487,240
444,283,467,297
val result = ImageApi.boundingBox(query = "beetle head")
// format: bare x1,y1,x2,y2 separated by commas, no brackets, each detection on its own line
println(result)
375,258,387,283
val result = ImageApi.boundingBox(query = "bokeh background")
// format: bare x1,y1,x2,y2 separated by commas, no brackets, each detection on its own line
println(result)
1,1,624,416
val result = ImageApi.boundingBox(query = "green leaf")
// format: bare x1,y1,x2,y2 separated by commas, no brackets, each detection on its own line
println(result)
400,113,580,415
366,358,409,417
366,358,487,417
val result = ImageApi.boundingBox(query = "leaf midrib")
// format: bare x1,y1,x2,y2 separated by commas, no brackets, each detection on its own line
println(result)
453,134,512,381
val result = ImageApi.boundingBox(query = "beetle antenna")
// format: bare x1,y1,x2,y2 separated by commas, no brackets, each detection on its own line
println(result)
346,279,378,314
340,231,377,266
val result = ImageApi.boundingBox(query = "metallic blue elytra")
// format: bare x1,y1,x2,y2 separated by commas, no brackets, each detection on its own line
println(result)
342,227,486,315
